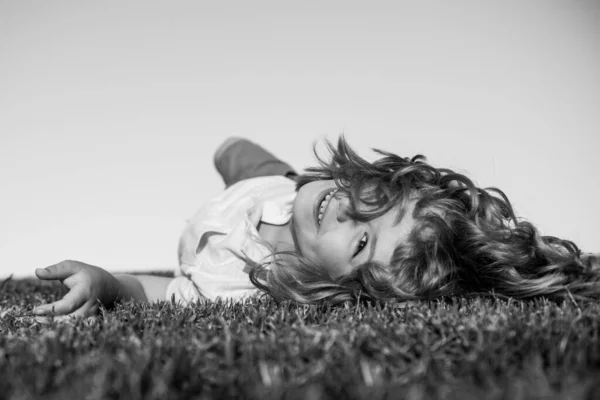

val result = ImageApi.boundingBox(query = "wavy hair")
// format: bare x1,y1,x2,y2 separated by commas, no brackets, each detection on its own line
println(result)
249,136,600,303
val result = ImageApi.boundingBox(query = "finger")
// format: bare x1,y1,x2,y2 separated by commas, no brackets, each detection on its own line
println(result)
35,304,100,324
34,315,53,324
53,302,98,322
33,284,88,315
35,314,81,324
46,313,99,324
35,260,81,281
69,301,99,319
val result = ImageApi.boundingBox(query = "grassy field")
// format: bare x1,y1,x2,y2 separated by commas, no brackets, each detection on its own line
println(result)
1,277,600,400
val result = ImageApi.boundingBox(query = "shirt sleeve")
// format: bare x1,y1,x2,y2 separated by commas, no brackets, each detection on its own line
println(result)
165,276,205,305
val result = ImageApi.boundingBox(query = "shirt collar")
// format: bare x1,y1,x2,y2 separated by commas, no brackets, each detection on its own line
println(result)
260,200,293,225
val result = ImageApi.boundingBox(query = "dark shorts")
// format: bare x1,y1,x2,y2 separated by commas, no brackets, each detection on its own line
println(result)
214,137,297,187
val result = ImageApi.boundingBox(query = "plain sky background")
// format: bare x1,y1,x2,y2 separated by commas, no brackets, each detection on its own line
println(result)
1,1,598,277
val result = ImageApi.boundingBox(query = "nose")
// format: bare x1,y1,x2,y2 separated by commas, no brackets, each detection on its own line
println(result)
336,195,352,223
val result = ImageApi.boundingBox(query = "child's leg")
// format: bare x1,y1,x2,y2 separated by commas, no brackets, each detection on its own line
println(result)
214,137,297,187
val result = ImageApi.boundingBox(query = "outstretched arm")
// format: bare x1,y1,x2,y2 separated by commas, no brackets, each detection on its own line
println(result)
33,260,174,318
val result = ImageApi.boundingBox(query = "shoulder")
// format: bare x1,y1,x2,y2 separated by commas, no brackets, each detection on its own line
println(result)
188,176,296,226
220,176,296,202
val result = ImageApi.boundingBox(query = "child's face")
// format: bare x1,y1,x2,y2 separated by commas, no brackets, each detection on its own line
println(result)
292,180,417,277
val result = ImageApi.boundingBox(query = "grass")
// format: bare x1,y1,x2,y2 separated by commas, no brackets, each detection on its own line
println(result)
1,277,600,399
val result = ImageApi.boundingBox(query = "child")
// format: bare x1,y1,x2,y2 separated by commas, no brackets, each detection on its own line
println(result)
33,137,599,317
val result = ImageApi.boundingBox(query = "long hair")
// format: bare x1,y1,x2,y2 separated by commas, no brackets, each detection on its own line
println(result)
249,136,600,303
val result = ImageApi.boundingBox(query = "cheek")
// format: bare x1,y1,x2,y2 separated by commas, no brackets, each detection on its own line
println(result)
303,235,348,276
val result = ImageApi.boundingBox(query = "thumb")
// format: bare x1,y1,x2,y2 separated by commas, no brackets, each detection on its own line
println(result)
35,260,81,280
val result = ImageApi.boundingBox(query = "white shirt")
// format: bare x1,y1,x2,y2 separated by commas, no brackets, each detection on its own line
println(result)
166,176,296,304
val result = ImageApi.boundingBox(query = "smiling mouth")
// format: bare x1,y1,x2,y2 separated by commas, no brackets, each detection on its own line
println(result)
315,188,337,228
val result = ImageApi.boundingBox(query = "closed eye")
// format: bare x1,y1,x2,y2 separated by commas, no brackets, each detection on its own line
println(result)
353,232,368,258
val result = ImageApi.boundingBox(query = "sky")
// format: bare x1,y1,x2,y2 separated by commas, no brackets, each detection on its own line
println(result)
1,1,599,277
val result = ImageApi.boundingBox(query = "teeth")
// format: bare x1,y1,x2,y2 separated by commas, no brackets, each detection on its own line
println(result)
318,189,337,225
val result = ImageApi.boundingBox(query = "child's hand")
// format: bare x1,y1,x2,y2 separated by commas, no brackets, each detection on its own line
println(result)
33,260,120,318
